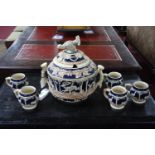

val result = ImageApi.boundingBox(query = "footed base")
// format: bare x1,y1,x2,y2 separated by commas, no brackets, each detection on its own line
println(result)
22,103,38,111
110,103,125,110
132,99,146,105
54,96,88,103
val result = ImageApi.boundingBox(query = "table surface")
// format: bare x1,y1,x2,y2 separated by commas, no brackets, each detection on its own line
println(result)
0,72,155,128
0,26,141,71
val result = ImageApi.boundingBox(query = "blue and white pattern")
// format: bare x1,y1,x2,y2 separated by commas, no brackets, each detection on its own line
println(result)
105,76,123,88
104,72,123,88
10,77,27,89
104,86,128,110
46,50,103,103
17,89,39,110
129,87,150,104
47,61,96,79
18,95,38,105
48,72,99,102
108,91,127,108
40,36,104,103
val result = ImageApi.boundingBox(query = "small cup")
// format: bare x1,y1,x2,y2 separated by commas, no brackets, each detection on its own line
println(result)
14,86,39,111
104,85,128,110
5,73,28,89
104,71,123,88
125,81,150,104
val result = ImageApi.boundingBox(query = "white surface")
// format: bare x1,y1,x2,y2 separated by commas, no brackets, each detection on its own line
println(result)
0,0,154,25
0,130,154,155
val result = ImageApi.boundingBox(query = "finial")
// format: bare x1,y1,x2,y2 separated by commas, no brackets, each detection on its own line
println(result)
57,35,81,51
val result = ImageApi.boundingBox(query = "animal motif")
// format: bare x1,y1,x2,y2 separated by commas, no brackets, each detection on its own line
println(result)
57,36,80,51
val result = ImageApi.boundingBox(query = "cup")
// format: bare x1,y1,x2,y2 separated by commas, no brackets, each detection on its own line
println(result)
104,85,128,110
5,73,28,89
14,86,50,111
125,81,150,104
14,86,39,110
104,71,123,88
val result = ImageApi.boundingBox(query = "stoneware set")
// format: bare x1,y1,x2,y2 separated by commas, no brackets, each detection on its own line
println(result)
5,73,49,110
5,36,150,111
40,35,104,103
103,71,150,110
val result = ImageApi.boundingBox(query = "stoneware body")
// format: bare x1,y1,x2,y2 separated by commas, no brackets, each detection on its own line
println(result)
40,36,104,103
104,86,128,110
14,86,39,110
5,73,28,90
104,71,123,88
126,81,150,104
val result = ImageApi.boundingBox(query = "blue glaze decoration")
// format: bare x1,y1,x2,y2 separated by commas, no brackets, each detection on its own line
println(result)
129,87,150,101
111,90,127,97
107,76,122,81
20,97,37,105
64,56,84,62
11,77,26,82
133,86,148,91
48,63,96,79
20,91,36,97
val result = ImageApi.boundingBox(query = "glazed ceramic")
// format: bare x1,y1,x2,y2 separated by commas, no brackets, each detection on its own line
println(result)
104,71,123,88
40,36,104,103
14,86,49,110
14,86,39,110
5,73,28,90
125,81,150,104
104,86,128,110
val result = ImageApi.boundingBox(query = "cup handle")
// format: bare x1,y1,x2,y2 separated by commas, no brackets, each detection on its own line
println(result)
97,65,105,88
40,62,48,89
38,88,50,101
125,83,133,97
125,83,132,90
5,77,12,88
14,89,20,98
104,88,110,99
104,73,108,79
145,91,151,99
26,81,29,85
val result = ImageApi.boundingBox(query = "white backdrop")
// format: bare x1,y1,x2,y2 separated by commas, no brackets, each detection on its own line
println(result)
0,0,155,25
0,0,155,155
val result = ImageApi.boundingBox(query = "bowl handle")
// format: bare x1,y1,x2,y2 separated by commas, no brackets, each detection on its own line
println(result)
40,62,48,89
13,89,20,98
39,88,50,101
5,77,12,88
97,65,104,88
103,88,110,99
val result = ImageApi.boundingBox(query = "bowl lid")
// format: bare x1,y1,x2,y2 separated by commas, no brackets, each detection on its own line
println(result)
51,36,91,69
